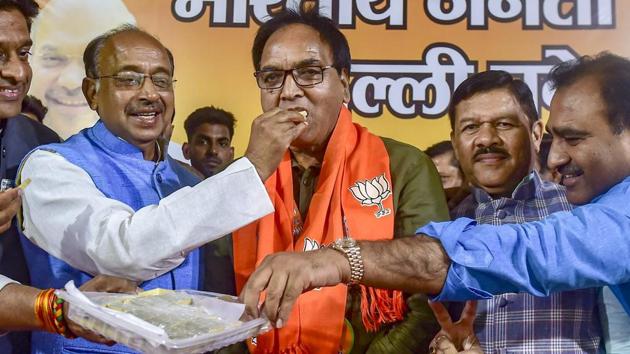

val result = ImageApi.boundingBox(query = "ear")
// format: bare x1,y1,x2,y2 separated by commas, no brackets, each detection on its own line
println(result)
182,142,190,160
531,120,544,153
82,77,98,111
340,68,350,104
228,146,235,161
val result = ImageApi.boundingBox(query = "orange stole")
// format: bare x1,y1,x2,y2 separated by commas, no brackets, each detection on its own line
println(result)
234,107,399,353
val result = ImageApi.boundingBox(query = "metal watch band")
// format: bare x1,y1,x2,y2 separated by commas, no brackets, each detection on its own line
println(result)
331,238,364,285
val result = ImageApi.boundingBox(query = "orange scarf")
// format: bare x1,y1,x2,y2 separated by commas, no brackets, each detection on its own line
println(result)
234,107,404,353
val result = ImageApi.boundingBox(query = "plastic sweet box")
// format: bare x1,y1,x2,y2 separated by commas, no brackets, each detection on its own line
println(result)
56,281,270,354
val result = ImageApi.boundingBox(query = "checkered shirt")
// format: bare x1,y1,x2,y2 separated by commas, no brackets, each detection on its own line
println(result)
452,171,603,353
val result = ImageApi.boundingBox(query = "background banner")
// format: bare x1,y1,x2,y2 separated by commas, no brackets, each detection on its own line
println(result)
31,0,630,155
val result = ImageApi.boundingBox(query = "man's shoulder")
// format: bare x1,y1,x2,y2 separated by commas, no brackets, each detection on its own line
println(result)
379,136,431,167
6,115,60,145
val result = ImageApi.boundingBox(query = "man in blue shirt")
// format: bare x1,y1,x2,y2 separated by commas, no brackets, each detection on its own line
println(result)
237,52,630,344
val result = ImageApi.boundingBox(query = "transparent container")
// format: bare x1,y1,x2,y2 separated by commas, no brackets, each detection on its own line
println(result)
57,282,270,354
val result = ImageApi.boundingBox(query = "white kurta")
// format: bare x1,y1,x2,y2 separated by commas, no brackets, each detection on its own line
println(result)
20,150,273,281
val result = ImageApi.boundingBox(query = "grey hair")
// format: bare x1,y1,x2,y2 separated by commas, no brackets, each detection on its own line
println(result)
83,24,175,78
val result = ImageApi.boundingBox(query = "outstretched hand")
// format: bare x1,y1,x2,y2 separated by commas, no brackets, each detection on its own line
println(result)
428,300,482,354
239,248,349,327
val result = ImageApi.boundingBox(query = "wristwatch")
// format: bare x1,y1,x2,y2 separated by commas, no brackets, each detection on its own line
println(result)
330,237,364,285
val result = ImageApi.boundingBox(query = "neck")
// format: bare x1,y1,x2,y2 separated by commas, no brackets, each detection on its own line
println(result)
290,145,325,169
139,140,161,162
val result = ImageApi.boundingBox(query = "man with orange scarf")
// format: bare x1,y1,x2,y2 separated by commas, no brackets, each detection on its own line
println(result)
233,7,449,354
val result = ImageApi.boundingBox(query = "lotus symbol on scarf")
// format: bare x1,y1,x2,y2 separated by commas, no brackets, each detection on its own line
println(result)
349,174,392,218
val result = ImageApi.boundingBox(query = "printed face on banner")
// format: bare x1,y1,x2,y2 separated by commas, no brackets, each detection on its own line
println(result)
547,76,630,205
84,31,174,150
183,123,234,177
259,24,350,151
0,9,32,120
451,88,542,197
29,0,136,139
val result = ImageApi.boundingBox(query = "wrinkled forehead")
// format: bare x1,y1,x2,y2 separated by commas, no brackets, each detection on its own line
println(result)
101,32,172,74
260,24,333,69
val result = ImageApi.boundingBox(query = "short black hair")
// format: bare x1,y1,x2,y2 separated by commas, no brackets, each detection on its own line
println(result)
21,95,47,122
184,106,236,140
549,52,630,134
83,24,174,79
0,0,39,30
448,70,538,130
425,140,453,158
425,140,459,168
251,7,351,75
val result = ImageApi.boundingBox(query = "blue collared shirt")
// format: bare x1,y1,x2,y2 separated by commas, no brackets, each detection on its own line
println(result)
418,175,630,316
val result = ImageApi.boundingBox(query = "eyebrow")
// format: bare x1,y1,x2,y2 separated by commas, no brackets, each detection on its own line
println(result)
260,58,322,71
546,125,589,136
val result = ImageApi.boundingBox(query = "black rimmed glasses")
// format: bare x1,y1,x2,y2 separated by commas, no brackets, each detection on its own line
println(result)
254,65,335,90
96,72,176,91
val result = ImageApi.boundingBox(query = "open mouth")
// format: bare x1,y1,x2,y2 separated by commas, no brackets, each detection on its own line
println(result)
0,87,22,100
129,111,162,126
560,171,584,187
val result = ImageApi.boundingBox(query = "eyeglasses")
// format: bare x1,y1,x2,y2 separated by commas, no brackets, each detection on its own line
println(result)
254,65,334,90
96,72,176,91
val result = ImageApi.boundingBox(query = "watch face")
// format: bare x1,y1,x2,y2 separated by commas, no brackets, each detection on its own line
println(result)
339,237,357,248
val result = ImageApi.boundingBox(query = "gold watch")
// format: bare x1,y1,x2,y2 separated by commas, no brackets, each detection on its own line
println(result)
330,237,364,285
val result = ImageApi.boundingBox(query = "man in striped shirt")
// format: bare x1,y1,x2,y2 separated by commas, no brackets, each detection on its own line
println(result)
444,70,602,353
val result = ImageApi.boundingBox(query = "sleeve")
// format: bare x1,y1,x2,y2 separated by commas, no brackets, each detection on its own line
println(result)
0,275,17,291
364,140,447,353
20,150,274,282
418,194,630,301
384,139,450,237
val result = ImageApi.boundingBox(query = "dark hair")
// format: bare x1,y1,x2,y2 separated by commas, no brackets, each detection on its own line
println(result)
21,95,47,122
184,106,236,140
251,7,351,75
425,140,459,168
83,24,174,78
538,133,553,173
0,0,39,30
549,52,630,134
448,70,538,130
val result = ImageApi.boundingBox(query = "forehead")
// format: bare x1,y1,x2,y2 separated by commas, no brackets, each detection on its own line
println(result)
100,31,171,74
260,23,333,68
194,123,231,138
0,9,30,47
454,87,528,124
548,76,607,130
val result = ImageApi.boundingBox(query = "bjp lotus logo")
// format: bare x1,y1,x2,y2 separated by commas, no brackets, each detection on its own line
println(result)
349,174,392,218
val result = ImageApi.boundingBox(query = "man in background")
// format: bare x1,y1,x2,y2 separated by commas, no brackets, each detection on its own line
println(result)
183,106,235,178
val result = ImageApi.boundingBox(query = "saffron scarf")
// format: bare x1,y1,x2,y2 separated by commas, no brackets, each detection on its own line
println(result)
234,106,404,353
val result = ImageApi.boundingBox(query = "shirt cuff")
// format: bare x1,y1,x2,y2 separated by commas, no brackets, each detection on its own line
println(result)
417,218,495,301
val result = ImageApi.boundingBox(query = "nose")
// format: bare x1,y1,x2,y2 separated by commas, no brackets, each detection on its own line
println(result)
279,71,304,101
474,123,501,147
138,76,160,101
56,59,84,93
1,55,29,85
547,137,569,171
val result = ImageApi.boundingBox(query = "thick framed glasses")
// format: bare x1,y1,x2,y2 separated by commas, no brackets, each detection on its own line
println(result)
97,72,176,91
254,65,334,90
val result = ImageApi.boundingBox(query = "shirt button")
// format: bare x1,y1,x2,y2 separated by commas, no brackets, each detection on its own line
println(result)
499,297,509,307
156,174,163,183
497,209,507,219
